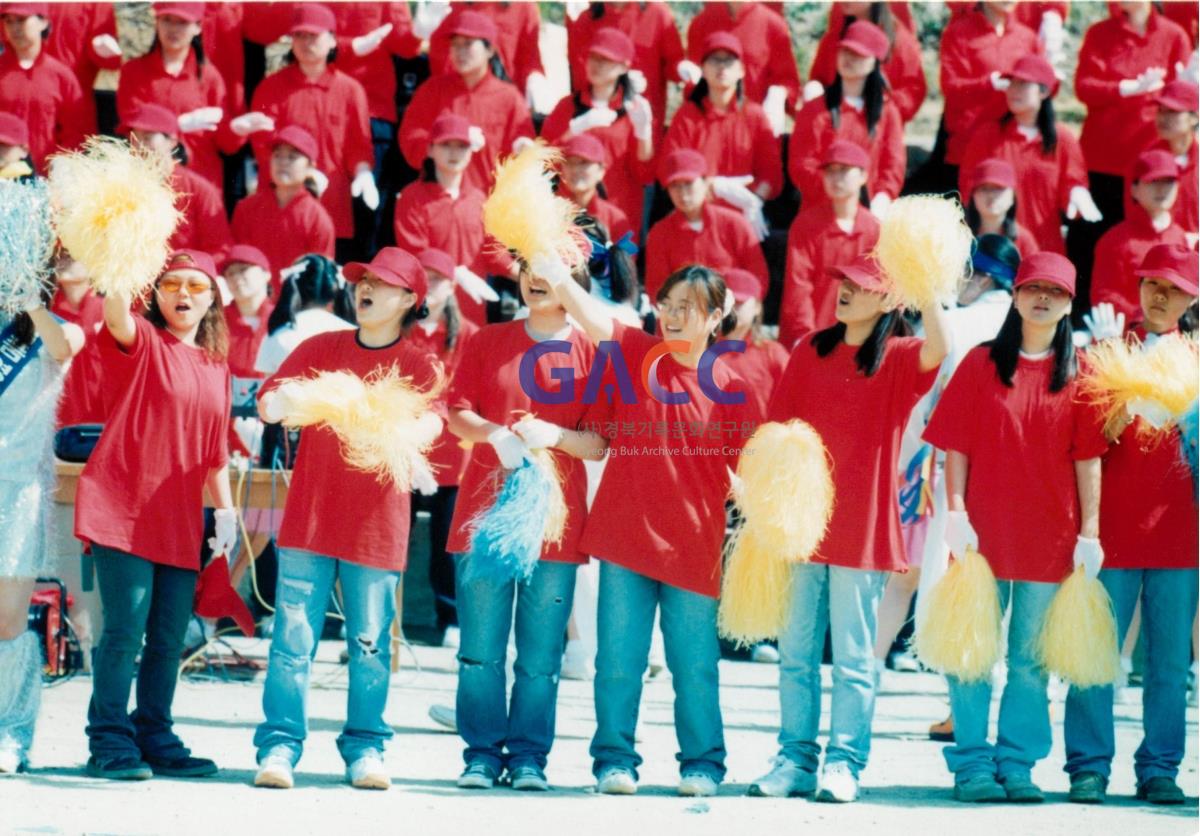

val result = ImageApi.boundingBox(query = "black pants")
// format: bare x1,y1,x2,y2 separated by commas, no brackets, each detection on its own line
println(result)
412,485,460,630
1065,171,1126,323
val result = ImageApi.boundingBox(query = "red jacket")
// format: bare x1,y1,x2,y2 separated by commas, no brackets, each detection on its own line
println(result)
1076,10,1191,176
1091,208,1190,321
685,3,801,110
565,2,685,131
1163,1,1199,48
827,3,914,35
399,71,534,195
789,96,905,206
958,119,1088,255
201,2,246,113
0,49,85,172
231,188,336,292
169,165,233,261
250,63,373,239
662,98,783,202
781,202,880,347
644,202,768,298
41,2,119,135
332,2,421,123
429,2,544,92
1126,138,1197,235
939,9,1041,166
241,3,291,46
948,1,1069,29
809,12,926,123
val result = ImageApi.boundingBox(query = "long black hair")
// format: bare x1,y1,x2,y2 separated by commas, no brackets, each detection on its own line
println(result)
150,32,208,80
986,305,1076,392
687,76,745,110
267,254,355,335
1000,95,1058,154
577,212,637,305
824,66,888,136
573,72,634,116
810,309,912,377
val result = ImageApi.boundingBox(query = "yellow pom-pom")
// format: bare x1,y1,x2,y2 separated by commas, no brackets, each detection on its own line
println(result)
1038,566,1122,688
48,137,180,298
873,194,973,310
912,549,1002,682
718,527,794,647
1081,332,1199,440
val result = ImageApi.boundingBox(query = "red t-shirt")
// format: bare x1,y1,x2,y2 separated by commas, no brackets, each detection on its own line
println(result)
405,317,480,488
259,329,442,570
769,336,935,573
1090,209,1190,323
231,188,336,293
809,13,926,124
444,320,595,563
51,288,106,428
428,2,544,92
789,96,906,207
0,49,85,173
662,98,783,205
923,346,1109,582
170,165,233,262
718,336,789,427
224,299,274,380
643,203,768,298
75,317,231,569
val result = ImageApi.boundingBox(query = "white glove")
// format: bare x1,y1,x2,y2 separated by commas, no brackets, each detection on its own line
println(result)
763,85,788,138
628,68,647,95
512,136,535,155
512,415,563,450
178,106,223,133
412,410,444,446
1038,10,1065,62
467,125,486,153
676,59,702,85
1073,535,1104,580
487,426,530,469
1119,66,1167,97
352,23,392,56
1082,302,1126,342
1176,50,1200,86
410,458,439,496
229,111,275,137
989,71,1011,92
351,169,379,210
262,381,302,423
91,33,122,59
529,252,573,288
745,204,769,241
208,508,238,558
945,510,980,558
627,94,653,141
869,192,893,219
453,265,499,303
565,0,589,22
412,0,451,40
710,174,759,211
1127,397,1173,429
525,71,554,114
569,106,618,135
1066,185,1103,222
308,167,329,196
802,79,825,103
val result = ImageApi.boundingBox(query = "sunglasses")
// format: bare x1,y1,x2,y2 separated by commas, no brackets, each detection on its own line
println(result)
157,276,214,295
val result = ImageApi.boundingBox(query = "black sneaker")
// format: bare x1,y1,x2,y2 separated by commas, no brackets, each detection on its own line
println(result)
144,754,218,777
85,755,153,781
1137,776,1185,805
1068,771,1107,804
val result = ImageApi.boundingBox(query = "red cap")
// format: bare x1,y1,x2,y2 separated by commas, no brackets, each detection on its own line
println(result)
831,254,887,293
701,31,743,61
1136,243,1199,295
839,20,889,60
1155,79,1200,112
447,10,497,42
0,112,29,147
290,3,336,35
820,139,870,170
220,244,271,275
1132,148,1181,182
723,268,764,303
429,111,472,146
661,148,708,185
589,27,635,65
152,2,204,22
1013,251,1076,296
344,246,429,307
418,248,456,281
160,249,219,284
119,103,180,139
0,3,48,16
1003,54,1059,96
561,132,610,167
270,124,318,162
969,158,1016,191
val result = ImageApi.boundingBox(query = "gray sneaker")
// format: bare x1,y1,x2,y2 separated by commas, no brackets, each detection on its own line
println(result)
509,764,550,792
1000,773,1044,803
748,757,817,797
457,761,499,789
954,773,1007,803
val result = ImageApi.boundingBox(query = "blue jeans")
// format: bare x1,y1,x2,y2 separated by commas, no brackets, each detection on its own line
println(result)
253,548,399,766
454,557,576,772
1064,567,1199,783
777,562,889,777
589,562,726,782
944,580,1058,781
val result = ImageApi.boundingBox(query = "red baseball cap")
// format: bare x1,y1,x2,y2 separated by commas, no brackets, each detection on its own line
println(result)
1003,54,1059,96
820,139,870,170
429,111,472,146
1132,148,1181,182
220,244,271,275
119,103,180,139
561,132,610,167
1155,79,1200,113
1136,243,1199,295
1013,251,1076,296
840,20,889,60
418,248,456,281
589,27,635,65
701,31,743,61
970,158,1016,191
661,148,708,185
0,3,48,16
344,246,429,307
270,125,318,162
447,10,497,42
832,254,887,293
723,268,764,303
0,112,29,147
290,3,336,35
159,249,219,284
152,2,204,22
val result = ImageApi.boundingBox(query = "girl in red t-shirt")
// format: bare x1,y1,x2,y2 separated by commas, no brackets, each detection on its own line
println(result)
756,255,947,803
77,249,235,781
923,252,1107,804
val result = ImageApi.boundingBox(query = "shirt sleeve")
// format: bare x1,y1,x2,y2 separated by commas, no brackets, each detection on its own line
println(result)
1073,26,1123,107
765,344,804,423
258,331,316,397
750,106,784,200
922,349,979,455
445,328,481,413
780,222,816,348
207,365,232,468
873,103,906,200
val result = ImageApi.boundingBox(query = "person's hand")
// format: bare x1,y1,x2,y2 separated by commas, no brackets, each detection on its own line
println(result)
989,71,1011,92
525,71,554,114
710,174,759,211
91,33,122,59
453,265,499,303
745,204,769,241
1118,66,1167,97
412,0,451,40
869,192,893,220
1082,302,1126,342
178,106,223,133
627,68,648,95
308,167,329,196
1073,535,1104,580
945,510,980,558
1177,50,1200,86
763,85,788,137
351,169,379,210
1038,10,1065,63
512,136,535,155
468,125,486,153
410,458,439,496
529,252,573,288
1127,397,1173,429
1066,186,1103,222
676,59,702,85
487,426,530,469
229,111,275,137
627,94,653,141
352,23,392,56
569,106,618,135
512,415,563,450
262,381,303,423
802,79,825,103
208,508,238,558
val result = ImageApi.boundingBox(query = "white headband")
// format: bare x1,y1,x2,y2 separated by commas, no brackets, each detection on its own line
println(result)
722,289,736,317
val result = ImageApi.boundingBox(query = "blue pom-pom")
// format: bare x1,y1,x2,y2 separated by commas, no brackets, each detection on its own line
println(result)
463,459,553,584
1178,398,1198,499
0,178,55,313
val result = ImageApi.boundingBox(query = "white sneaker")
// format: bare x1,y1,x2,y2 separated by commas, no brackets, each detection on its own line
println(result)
748,756,816,797
596,766,637,795
560,639,594,680
678,772,719,797
347,753,390,790
428,704,457,732
254,755,294,789
816,761,858,803
442,626,460,649
750,643,780,664
0,748,22,775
